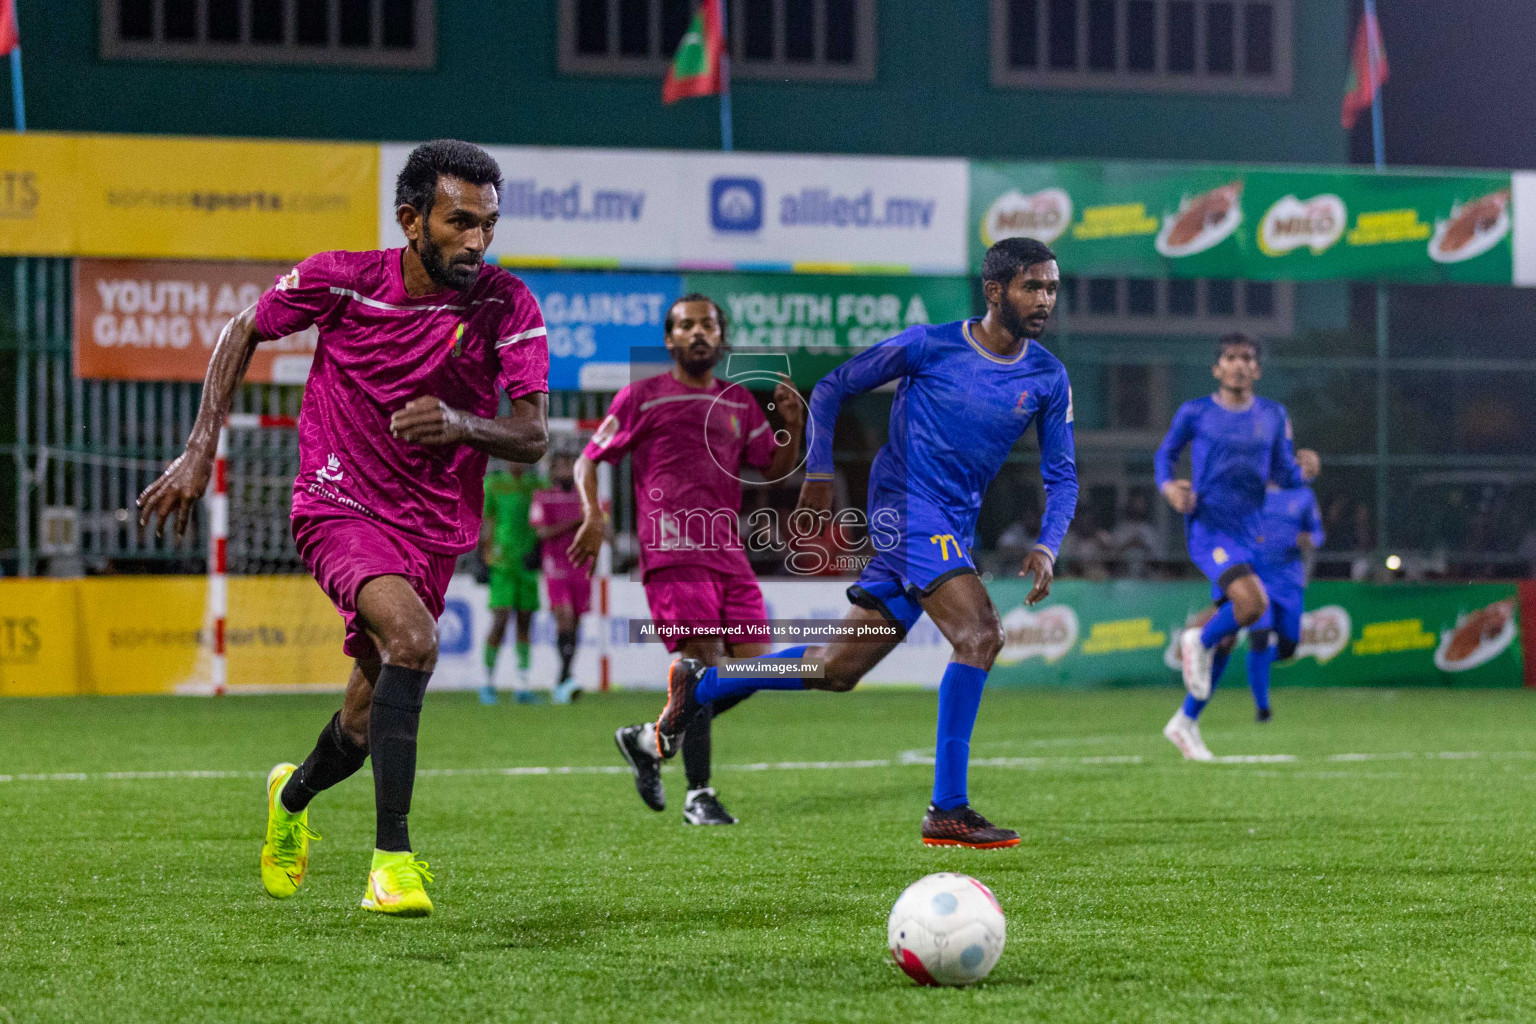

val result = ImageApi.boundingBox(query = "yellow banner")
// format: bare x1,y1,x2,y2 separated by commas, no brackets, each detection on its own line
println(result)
0,133,83,256
0,132,378,260
226,576,352,690
0,580,83,696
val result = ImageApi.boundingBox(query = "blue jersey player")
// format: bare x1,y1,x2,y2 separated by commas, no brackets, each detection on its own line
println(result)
647,237,1078,847
1154,333,1319,760
1247,482,1325,722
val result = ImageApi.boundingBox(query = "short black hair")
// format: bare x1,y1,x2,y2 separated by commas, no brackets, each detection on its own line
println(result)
394,139,503,218
982,237,1058,287
665,292,728,340
1215,331,1262,364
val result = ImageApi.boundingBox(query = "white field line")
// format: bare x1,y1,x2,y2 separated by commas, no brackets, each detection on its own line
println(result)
3,750,1533,786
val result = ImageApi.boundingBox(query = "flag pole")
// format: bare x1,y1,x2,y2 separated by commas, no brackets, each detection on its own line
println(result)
1363,0,1388,561
717,0,733,152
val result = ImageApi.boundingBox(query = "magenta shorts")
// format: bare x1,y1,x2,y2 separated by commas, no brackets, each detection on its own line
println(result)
545,573,593,616
292,510,458,660
642,566,769,654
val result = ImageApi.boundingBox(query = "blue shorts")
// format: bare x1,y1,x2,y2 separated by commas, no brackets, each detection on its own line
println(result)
1187,519,1257,601
1255,562,1305,645
848,504,977,634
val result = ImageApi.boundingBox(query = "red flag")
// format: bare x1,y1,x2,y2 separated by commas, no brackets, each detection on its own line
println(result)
1341,6,1388,130
663,0,724,104
0,0,17,55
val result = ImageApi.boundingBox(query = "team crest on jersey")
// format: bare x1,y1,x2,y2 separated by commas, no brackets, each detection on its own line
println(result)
1014,391,1030,413
447,322,466,357
1212,547,1229,565
591,414,620,449
277,268,300,291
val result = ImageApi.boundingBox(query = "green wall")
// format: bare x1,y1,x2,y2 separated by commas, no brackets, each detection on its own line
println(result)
15,0,1348,163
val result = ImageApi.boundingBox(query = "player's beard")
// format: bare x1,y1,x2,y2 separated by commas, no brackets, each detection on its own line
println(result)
998,300,1045,341
674,342,723,378
417,223,483,292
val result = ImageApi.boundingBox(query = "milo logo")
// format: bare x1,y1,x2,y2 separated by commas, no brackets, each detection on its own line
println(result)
1294,605,1351,664
981,188,1073,246
1259,193,1347,256
996,604,1079,665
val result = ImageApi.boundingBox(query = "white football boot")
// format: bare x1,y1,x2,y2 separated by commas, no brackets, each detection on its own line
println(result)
1180,627,1215,701
1163,710,1215,762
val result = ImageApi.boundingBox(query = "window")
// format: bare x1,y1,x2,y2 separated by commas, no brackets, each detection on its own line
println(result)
1058,276,1294,334
101,0,436,67
560,0,877,82
991,0,1291,94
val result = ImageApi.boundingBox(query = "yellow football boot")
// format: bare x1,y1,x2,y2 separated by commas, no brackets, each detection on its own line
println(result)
360,849,435,918
259,763,320,899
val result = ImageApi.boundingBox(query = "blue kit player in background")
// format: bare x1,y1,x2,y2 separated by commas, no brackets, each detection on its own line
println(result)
1155,332,1320,761
646,237,1078,848
1247,480,1325,722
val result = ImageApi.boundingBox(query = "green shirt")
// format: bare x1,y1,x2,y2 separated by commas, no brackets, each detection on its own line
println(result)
483,471,547,569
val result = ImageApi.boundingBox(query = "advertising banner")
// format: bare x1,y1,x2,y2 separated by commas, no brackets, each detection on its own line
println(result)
0,132,83,256
681,272,974,386
0,132,378,260
73,259,317,383
76,134,378,260
985,579,1524,688
380,143,970,273
519,271,683,391
971,161,1516,284
0,580,83,696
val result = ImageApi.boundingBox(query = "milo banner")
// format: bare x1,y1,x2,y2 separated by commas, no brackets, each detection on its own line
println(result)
986,579,1525,688
972,162,1516,285
681,273,974,387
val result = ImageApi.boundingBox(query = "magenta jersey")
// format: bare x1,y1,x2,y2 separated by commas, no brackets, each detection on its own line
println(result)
529,486,587,580
583,372,776,579
253,249,549,555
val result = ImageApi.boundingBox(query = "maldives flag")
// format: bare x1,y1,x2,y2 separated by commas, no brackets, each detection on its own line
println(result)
0,0,17,55
1341,6,1388,130
663,0,724,104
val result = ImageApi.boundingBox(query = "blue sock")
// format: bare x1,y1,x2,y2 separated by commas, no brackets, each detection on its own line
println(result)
1248,643,1274,712
1181,648,1231,720
932,662,989,810
1199,603,1241,649
693,646,811,705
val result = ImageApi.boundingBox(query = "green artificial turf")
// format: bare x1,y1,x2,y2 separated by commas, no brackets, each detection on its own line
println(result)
4,686,1536,1023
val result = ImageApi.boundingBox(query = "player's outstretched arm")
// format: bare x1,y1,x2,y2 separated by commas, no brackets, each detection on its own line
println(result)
567,453,605,572
136,302,263,540
389,392,549,463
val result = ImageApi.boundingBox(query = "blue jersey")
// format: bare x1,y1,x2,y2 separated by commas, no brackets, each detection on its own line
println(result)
806,318,1078,559
1255,485,1325,572
1154,395,1306,545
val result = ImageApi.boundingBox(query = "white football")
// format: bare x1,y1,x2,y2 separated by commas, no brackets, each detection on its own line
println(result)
887,872,1006,986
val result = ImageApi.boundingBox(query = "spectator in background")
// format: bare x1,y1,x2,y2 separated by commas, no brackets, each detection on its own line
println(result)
1106,491,1160,578
1061,508,1110,580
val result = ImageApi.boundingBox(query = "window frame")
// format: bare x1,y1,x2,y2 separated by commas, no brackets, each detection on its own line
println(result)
1059,276,1295,336
989,0,1292,95
558,0,877,83
101,0,438,69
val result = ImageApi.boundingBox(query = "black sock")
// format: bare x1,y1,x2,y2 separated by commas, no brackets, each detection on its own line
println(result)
281,711,368,813
557,629,577,682
683,703,716,790
369,665,432,853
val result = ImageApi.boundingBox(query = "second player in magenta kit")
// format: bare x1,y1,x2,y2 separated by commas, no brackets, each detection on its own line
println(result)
528,453,594,703
571,293,805,826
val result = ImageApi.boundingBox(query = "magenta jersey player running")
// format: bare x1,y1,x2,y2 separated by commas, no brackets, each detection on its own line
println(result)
254,248,549,554
583,373,776,581
254,248,548,658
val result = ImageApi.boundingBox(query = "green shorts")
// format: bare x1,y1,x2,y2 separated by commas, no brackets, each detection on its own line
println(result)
489,567,540,612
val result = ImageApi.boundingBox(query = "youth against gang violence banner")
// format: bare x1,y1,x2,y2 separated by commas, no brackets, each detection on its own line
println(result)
73,259,316,383
971,161,1518,285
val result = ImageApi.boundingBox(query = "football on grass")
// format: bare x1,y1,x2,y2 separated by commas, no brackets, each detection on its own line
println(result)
887,873,1006,986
